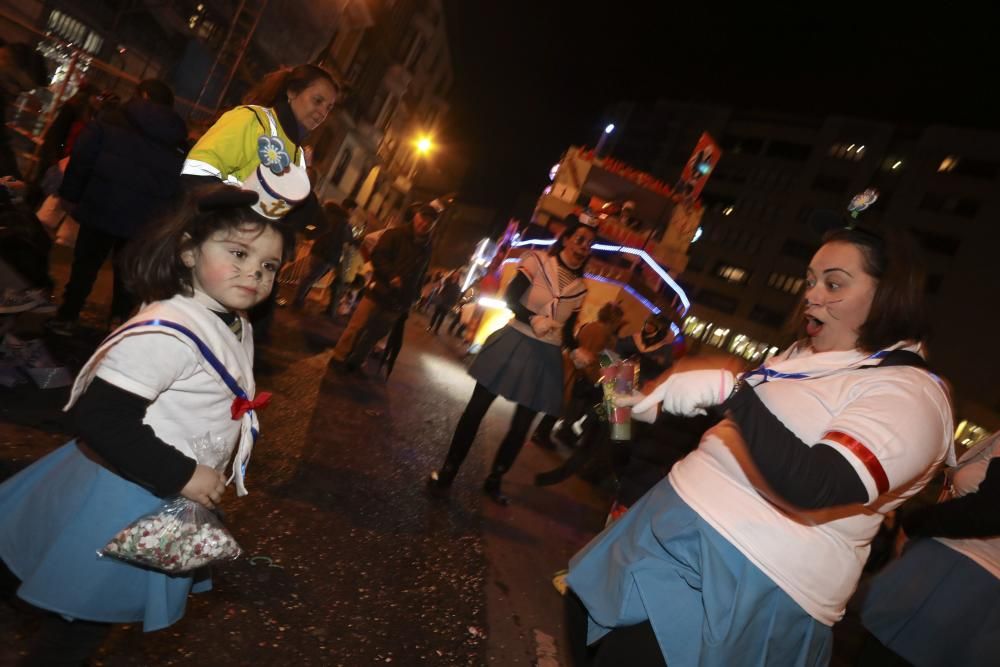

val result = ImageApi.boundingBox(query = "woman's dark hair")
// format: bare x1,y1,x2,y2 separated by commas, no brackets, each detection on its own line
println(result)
818,226,929,351
123,184,295,303
243,64,339,107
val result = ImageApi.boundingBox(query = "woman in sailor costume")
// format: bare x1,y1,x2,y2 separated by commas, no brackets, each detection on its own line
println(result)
566,227,955,666
859,429,1000,667
428,218,597,505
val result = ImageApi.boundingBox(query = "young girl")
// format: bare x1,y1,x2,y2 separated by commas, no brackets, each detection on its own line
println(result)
0,183,291,661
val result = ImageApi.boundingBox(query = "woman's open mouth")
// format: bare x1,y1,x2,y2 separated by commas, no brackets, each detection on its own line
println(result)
805,315,824,337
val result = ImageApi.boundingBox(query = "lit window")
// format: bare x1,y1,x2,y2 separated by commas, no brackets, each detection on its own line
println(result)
938,156,959,173
716,264,749,285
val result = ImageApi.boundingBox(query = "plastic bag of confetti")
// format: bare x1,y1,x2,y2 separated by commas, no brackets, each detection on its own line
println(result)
99,497,241,573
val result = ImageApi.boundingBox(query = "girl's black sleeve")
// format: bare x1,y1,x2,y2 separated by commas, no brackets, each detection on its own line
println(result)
72,377,198,497
562,310,580,349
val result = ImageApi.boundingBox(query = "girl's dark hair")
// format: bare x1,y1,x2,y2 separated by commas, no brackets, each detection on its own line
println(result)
243,64,339,107
322,199,349,224
123,184,295,303
819,226,929,351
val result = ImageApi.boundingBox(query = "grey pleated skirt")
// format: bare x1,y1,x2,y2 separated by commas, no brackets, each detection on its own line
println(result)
468,325,564,415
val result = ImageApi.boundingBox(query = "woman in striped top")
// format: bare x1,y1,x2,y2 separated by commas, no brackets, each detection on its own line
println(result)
428,218,597,505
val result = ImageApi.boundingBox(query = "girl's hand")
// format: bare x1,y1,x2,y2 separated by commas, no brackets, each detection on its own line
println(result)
613,390,659,423
611,390,645,408
181,464,227,509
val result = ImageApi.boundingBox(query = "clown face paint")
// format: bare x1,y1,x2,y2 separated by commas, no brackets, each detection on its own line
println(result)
181,224,284,312
803,241,878,353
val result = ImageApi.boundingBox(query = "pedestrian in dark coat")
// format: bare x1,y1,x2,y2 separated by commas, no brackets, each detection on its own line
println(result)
330,202,439,371
292,200,350,311
428,273,461,334
47,79,187,335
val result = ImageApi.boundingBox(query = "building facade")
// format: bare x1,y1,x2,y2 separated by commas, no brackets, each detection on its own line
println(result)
310,0,458,224
608,100,1000,436
1,0,459,220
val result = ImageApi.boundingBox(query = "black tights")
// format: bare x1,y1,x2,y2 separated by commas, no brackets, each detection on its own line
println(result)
565,590,667,666
2,560,111,665
439,383,538,479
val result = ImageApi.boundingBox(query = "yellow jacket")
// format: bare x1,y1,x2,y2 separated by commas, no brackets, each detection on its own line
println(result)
182,105,305,185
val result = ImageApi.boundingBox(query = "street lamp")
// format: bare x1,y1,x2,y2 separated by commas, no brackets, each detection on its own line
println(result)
596,123,615,157
415,135,434,155
409,134,435,180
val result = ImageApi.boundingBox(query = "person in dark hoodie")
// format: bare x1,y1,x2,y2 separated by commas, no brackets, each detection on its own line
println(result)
46,79,188,335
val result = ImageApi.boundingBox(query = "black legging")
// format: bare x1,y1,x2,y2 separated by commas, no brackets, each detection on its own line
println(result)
565,590,667,666
429,305,450,332
440,382,538,478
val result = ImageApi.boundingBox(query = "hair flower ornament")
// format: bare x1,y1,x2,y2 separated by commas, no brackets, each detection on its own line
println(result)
257,135,291,175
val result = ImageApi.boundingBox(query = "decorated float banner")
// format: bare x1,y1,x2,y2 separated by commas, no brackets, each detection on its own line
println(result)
678,132,722,201
660,202,704,253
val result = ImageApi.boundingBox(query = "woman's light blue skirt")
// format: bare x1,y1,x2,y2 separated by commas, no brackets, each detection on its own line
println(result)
567,478,832,666
862,537,1000,667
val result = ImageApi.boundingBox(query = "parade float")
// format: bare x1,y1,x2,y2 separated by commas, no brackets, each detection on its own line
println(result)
465,137,721,350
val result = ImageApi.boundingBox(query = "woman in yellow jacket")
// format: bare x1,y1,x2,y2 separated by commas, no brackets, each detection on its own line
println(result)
182,64,338,336
183,63,337,191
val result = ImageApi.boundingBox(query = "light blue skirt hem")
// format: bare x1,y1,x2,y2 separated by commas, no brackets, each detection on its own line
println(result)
0,441,207,632
567,478,832,667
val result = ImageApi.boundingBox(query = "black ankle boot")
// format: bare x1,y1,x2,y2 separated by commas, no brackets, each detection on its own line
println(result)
426,463,458,497
482,474,509,506
530,430,557,451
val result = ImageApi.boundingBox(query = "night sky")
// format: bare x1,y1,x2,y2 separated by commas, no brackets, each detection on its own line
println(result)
441,2,999,213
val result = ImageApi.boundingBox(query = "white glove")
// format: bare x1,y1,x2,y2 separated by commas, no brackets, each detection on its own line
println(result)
530,315,558,337
611,391,644,408
611,391,658,423
633,369,736,418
